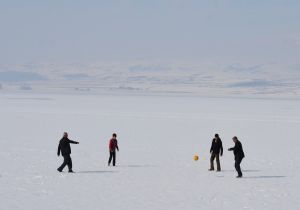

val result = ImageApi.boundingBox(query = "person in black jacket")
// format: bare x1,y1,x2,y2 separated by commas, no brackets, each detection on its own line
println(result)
228,136,245,178
57,132,79,173
209,134,223,171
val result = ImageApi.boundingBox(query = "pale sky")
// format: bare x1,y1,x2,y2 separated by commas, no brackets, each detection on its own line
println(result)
0,0,299,64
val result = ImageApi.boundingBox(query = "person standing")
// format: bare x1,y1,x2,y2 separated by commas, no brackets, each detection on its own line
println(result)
209,133,223,171
108,133,119,166
57,132,79,173
228,136,245,178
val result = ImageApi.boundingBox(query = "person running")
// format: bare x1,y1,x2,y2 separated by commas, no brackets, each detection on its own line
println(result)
209,133,223,171
108,133,119,166
228,136,245,178
57,132,79,173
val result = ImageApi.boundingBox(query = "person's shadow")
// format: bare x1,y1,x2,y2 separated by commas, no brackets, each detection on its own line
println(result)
243,175,286,179
117,164,156,168
222,169,261,172
76,164,156,173
76,170,116,174
217,170,286,179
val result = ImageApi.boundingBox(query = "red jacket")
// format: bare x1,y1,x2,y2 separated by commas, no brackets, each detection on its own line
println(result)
109,139,119,152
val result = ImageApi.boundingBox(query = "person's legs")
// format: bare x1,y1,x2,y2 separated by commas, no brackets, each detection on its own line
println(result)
108,152,113,166
235,158,243,177
58,155,68,171
216,154,221,171
209,153,216,170
112,151,116,166
66,155,73,172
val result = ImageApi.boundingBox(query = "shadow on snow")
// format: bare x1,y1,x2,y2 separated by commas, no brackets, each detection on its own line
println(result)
76,170,116,174
243,176,286,179
221,169,261,172
117,164,156,168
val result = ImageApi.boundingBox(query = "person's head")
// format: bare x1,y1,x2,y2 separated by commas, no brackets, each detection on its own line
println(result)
63,132,68,138
215,133,219,138
112,133,117,139
232,136,238,143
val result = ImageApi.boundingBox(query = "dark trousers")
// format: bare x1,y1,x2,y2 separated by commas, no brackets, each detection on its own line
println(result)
235,157,243,176
58,154,73,171
108,151,116,166
210,153,221,171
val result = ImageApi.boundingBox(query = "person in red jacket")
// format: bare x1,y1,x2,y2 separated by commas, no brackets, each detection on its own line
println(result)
108,133,119,166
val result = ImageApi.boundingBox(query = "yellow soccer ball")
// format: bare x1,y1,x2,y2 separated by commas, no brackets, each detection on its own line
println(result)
194,155,199,161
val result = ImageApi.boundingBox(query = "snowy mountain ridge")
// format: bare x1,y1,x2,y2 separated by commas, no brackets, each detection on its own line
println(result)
0,62,299,98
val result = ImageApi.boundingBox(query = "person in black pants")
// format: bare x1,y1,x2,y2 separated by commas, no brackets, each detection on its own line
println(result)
209,134,223,171
108,133,119,166
57,132,79,173
228,136,245,178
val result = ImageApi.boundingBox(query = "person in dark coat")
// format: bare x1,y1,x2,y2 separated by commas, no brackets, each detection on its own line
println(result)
209,133,223,171
57,132,79,173
108,133,119,166
228,136,245,178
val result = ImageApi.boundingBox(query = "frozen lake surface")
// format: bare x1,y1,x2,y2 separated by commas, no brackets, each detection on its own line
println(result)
0,93,299,210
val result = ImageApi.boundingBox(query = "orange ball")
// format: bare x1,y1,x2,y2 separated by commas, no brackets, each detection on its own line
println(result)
194,155,199,161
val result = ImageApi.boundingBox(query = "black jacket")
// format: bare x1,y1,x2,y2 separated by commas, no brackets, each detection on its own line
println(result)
210,138,223,155
229,140,245,160
57,137,79,156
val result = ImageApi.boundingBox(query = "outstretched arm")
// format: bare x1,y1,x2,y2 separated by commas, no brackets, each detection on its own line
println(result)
68,139,79,144
228,146,235,151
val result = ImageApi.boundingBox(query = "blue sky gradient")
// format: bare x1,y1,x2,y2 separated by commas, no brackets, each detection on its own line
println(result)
0,0,299,64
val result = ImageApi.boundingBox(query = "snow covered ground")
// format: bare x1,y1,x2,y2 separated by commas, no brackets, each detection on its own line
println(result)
0,92,300,210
